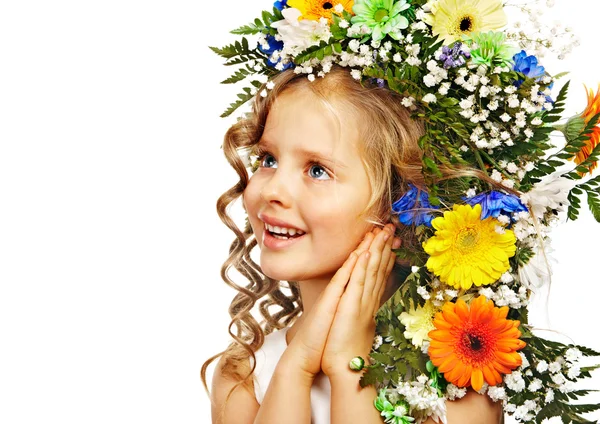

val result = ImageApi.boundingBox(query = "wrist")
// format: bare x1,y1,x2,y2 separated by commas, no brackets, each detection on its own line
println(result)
274,357,316,388
322,349,370,379
323,353,372,381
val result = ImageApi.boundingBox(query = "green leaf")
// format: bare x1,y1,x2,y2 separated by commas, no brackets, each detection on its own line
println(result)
220,67,250,84
219,84,257,117
230,23,261,35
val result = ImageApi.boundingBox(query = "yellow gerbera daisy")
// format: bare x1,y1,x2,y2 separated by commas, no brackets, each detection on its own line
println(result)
422,204,516,290
287,0,355,24
423,0,507,45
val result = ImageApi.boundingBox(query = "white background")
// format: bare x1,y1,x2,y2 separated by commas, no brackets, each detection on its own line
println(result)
0,1,599,423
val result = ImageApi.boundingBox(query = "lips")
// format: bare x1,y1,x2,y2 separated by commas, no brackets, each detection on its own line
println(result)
262,226,307,250
259,214,306,233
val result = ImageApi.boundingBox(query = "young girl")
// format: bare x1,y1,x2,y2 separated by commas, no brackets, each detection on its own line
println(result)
201,66,503,423
203,1,600,422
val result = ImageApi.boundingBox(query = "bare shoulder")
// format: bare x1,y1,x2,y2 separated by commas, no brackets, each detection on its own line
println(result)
446,389,503,424
421,389,503,424
211,354,260,424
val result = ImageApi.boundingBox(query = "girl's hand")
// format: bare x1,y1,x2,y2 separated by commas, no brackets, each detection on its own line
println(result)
276,233,378,382
320,223,400,380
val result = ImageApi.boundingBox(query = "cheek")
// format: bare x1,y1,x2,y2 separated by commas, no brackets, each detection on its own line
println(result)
310,197,372,265
242,177,263,234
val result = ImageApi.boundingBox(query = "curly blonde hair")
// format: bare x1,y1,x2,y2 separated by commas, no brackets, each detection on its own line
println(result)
200,64,497,419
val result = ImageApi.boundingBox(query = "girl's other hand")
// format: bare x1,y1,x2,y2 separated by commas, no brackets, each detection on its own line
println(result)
276,232,377,383
321,223,400,380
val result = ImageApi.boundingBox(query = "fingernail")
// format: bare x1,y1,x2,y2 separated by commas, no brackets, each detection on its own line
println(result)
383,233,390,241
392,238,401,249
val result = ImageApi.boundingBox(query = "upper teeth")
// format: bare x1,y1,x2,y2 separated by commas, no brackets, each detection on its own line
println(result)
265,223,305,236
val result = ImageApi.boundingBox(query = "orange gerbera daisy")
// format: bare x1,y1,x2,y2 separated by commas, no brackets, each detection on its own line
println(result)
571,85,600,174
287,0,354,24
428,296,526,392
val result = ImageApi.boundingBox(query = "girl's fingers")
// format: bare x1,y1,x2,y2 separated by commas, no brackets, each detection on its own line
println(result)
328,251,359,292
375,227,395,290
374,254,397,313
354,231,375,257
362,224,393,307
337,250,370,315
293,251,360,362
310,252,359,323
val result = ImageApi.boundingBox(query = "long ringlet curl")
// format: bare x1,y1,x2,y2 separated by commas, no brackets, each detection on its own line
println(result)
200,65,526,419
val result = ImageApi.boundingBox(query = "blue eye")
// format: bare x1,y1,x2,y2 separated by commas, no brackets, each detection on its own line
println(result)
309,164,331,180
261,154,278,168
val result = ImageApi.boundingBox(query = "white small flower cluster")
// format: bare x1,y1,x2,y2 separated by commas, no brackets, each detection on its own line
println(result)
478,282,528,309
497,160,535,183
504,0,580,59
487,386,507,402
503,348,586,421
511,211,538,242
503,366,543,422
431,288,458,307
372,334,383,350
506,399,541,422
393,375,447,424
543,355,579,394
453,64,550,156
423,59,449,88
505,370,527,393
417,285,430,300
445,383,467,401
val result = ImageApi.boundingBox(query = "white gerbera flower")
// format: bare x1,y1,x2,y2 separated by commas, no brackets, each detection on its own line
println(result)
271,8,331,57
518,237,555,289
520,172,574,218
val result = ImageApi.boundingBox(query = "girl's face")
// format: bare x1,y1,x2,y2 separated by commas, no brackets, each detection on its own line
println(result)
243,88,374,282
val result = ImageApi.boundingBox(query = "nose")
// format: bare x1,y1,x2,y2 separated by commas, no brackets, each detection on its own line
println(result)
259,169,293,208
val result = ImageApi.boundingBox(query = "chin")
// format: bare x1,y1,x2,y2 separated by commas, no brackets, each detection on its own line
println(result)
260,254,338,282
260,259,303,282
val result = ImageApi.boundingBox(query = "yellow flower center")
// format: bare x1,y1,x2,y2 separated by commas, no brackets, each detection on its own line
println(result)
374,8,389,22
322,1,333,9
457,227,480,252
455,14,474,34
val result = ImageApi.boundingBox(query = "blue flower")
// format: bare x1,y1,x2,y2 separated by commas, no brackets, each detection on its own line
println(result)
513,50,546,80
464,191,528,220
512,50,554,103
392,184,438,226
258,35,294,70
274,0,287,10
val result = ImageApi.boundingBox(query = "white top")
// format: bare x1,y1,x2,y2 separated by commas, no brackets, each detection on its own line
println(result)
251,326,332,424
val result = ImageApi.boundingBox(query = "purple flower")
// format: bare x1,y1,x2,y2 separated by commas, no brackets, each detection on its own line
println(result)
258,35,294,70
274,0,288,10
438,42,471,69
465,191,528,221
392,184,438,226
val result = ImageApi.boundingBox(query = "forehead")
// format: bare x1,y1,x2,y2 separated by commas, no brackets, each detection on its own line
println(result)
261,89,362,163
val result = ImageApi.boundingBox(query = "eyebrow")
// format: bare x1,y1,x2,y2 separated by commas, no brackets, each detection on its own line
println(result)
258,139,348,169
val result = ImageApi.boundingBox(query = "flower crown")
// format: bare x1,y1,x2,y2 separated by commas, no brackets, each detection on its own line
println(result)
211,1,600,422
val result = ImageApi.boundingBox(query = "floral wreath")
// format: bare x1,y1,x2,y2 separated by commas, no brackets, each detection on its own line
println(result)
211,0,600,422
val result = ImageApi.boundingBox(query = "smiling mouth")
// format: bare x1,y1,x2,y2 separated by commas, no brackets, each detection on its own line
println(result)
264,222,306,239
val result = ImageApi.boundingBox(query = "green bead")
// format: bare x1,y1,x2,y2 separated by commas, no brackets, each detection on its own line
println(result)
349,356,365,371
